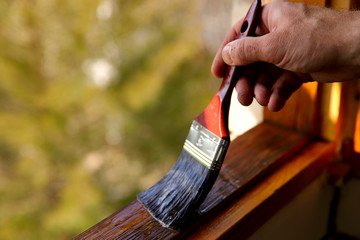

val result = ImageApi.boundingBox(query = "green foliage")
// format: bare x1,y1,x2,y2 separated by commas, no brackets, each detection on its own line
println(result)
0,0,217,239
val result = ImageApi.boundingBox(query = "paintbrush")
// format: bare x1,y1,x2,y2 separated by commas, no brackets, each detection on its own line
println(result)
138,0,262,230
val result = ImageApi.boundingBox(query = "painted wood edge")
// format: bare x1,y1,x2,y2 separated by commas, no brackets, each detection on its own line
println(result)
185,141,335,240
196,121,311,214
74,123,312,239
335,80,360,157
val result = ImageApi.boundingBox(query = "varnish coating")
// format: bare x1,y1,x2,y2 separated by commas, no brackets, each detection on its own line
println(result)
75,123,317,239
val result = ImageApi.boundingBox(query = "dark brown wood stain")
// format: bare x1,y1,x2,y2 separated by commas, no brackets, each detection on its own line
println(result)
74,122,312,240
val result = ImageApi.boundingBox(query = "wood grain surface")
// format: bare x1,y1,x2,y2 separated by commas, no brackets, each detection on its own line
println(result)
74,123,323,239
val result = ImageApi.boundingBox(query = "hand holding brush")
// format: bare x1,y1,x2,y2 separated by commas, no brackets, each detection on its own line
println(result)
138,0,262,231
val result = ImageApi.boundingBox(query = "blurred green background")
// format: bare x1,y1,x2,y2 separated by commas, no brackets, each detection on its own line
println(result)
0,0,231,239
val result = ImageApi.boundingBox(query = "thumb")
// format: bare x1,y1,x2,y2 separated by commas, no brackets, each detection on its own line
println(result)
222,36,270,66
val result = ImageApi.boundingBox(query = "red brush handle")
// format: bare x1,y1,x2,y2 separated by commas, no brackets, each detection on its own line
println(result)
195,0,262,139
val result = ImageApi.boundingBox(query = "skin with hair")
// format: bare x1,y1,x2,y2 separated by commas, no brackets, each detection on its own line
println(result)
211,0,360,111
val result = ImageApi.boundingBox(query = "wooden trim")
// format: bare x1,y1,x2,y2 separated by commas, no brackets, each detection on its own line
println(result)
355,86,360,152
329,0,351,9
263,82,319,135
74,123,329,239
186,142,334,240
335,80,360,157
350,0,360,9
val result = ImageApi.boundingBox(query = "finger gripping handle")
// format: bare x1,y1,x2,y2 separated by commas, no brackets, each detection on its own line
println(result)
195,0,262,139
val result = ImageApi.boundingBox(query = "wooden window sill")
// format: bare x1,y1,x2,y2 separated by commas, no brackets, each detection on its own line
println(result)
74,122,335,240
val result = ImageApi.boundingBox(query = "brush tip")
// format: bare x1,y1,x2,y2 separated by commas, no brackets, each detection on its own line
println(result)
138,150,216,230
138,120,229,230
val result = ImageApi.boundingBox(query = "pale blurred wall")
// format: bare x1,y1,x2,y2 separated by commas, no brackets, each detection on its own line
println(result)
229,0,263,139
200,0,263,139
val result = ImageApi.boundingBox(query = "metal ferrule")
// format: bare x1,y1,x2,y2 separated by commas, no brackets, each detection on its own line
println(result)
183,120,229,171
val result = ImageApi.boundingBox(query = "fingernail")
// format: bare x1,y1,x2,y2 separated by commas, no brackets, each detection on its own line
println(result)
222,44,233,65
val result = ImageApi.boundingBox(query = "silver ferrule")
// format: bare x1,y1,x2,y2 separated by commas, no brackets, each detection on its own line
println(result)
183,120,229,171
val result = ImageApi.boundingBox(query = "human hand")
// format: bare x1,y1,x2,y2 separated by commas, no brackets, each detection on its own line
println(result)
212,0,360,111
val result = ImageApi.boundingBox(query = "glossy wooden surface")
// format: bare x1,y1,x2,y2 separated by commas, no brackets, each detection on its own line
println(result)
264,81,319,135
355,81,360,152
335,81,360,150
75,123,316,239
187,142,334,240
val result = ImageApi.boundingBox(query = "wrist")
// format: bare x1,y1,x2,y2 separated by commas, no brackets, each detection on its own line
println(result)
339,11,360,76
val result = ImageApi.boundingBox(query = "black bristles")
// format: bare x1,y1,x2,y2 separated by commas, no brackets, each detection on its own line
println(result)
137,149,219,230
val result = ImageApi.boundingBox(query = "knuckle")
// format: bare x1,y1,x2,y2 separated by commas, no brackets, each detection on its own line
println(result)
235,39,258,65
261,37,278,64
264,34,289,67
239,40,250,64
